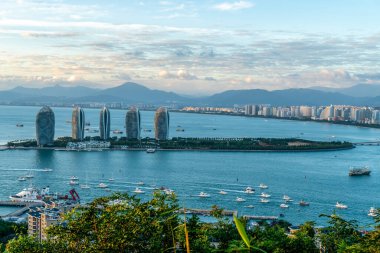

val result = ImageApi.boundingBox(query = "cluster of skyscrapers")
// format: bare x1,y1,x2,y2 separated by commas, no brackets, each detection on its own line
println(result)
244,104,380,124
35,106,170,146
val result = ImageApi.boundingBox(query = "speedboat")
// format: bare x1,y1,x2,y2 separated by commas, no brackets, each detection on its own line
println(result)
368,207,378,217
70,176,79,180
335,202,348,209
280,203,289,208
244,187,255,194
198,192,210,198
17,177,26,181
219,190,228,195
260,193,271,198
98,183,108,188
260,198,270,203
69,180,78,185
299,200,310,206
80,184,91,189
259,183,268,189
236,197,246,202
133,188,145,194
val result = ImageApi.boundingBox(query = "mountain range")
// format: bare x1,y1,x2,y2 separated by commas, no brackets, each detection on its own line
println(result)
1,82,380,107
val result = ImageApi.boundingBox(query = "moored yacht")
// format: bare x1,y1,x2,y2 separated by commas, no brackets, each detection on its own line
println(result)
198,192,210,198
69,180,78,185
280,203,289,208
260,192,271,198
335,202,348,209
236,197,246,202
283,195,292,201
133,188,145,194
146,148,156,153
368,207,378,217
259,183,268,189
260,198,270,203
98,183,108,188
219,190,228,195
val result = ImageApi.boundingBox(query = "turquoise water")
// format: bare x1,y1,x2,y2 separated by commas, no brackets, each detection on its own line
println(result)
0,105,379,226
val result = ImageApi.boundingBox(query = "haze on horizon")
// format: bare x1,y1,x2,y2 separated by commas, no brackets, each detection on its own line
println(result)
0,0,379,95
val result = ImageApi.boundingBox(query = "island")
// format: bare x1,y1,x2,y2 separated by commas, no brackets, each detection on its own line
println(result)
6,137,354,152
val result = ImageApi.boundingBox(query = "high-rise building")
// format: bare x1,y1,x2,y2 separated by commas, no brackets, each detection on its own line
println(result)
99,107,111,140
154,107,169,140
72,107,85,141
126,107,141,139
36,106,55,146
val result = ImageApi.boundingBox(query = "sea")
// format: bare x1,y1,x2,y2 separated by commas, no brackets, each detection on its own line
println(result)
0,105,379,227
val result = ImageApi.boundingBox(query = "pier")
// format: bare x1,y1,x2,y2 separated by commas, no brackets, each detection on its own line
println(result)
0,201,42,218
179,208,238,217
243,215,278,221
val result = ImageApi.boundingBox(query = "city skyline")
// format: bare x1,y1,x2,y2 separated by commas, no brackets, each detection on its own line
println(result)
1,0,380,95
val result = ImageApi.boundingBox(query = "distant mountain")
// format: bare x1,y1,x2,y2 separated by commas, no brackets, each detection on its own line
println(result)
203,88,366,106
310,83,380,97
10,84,99,98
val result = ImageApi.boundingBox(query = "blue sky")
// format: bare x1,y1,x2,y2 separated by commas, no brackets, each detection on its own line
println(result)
0,0,380,95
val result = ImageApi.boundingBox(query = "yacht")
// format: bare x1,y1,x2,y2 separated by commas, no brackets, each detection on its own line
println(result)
10,186,50,203
98,183,108,188
244,187,255,194
218,190,228,195
259,183,268,189
69,180,78,185
25,171,34,179
163,189,175,195
17,177,26,181
198,192,210,198
335,202,348,209
280,203,289,208
260,193,271,198
260,198,270,203
283,195,292,201
80,184,91,189
236,197,246,202
368,207,378,217
146,148,156,153
70,176,79,180
133,188,145,194
299,200,310,206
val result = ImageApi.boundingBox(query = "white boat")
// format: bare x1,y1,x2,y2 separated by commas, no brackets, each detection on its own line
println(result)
219,190,228,195
259,183,268,189
98,183,108,188
198,192,210,198
41,168,53,172
236,197,246,202
80,184,91,189
283,195,292,201
137,181,144,186
17,177,26,181
164,189,175,195
260,198,270,203
146,148,156,153
108,178,114,182
280,203,289,208
335,202,348,209
244,187,255,194
245,205,254,208
368,207,378,217
69,180,78,185
260,193,271,198
25,171,34,179
70,176,79,180
133,188,145,194
9,186,50,203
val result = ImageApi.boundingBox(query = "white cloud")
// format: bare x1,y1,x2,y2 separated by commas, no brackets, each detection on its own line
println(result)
214,1,254,11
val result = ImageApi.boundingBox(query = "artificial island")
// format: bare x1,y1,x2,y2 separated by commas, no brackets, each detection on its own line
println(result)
6,106,354,152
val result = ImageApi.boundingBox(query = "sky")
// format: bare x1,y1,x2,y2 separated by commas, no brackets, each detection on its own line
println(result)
0,0,380,95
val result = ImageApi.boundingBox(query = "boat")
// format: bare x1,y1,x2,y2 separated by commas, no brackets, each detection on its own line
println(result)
260,198,270,203
17,177,26,181
69,180,78,185
236,197,246,202
98,183,108,188
112,130,123,134
85,122,91,126
260,193,271,198
136,181,144,185
16,123,24,127
176,128,185,132
335,202,348,209
70,176,79,180
283,195,292,201
133,188,145,194
259,183,268,189
349,167,371,176
245,205,254,208
198,192,210,198
146,148,156,153
244,187,255,194
280,204,289,208
218,190,228,195
25,170,34,179
80,184,91,189
368,207,378,217
9,186,51,203
299,200,310,206
163,188,175,195
41,168,53,172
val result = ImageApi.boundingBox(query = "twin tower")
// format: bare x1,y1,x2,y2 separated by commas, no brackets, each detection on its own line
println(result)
36,106,170,146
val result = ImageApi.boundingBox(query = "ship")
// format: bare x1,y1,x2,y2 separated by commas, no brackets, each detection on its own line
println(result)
9,186,80,203
349,166,371,176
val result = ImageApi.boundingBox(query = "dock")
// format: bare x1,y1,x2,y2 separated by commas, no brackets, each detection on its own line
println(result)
0,201,43,218
179,208,238,217
243,215,278,221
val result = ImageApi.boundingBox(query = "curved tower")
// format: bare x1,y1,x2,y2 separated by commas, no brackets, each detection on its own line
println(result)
154,107,169,140
36,106,55,146
99,107,111,140
126,107,141,139
72,107,85,141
